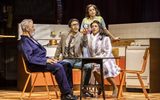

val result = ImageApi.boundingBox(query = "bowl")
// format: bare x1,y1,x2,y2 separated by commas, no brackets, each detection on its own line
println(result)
49,39,57,45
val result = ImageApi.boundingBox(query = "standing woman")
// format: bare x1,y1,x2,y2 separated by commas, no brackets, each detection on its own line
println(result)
87,20,120,97
80,4,119,40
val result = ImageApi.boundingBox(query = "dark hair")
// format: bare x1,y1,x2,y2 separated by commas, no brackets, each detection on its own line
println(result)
68,18,79,27
90,20,107,40
85,4,101,18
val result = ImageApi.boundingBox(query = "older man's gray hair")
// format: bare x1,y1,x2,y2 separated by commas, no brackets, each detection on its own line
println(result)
20,19,33,32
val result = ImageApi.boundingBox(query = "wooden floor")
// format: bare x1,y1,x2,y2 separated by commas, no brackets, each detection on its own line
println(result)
0,88,160,100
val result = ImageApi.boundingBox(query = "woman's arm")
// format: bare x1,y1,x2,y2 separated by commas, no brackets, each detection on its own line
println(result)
101,16,119,40
104,29,120,40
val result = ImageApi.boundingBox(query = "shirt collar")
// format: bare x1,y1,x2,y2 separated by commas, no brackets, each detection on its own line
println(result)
69,31,79,38
91,32,100,38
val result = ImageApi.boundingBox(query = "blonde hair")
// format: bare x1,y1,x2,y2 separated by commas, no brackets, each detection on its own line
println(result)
20,19,33,32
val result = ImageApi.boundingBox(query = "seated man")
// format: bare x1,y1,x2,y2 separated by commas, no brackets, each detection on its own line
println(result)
19,19,77,100
54,18,93,97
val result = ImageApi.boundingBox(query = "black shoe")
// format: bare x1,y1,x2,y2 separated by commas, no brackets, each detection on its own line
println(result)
82,92,94,97
82,89,94,97
97,88,102,95
61,94,78,100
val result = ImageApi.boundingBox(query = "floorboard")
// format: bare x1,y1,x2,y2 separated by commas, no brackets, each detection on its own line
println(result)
0,88,160,100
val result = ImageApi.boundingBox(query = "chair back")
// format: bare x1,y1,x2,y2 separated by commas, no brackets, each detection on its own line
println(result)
112,48,119,57
140,48,149,74
21,55,31,75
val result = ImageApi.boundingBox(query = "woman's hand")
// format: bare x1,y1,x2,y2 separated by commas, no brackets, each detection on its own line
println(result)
114,37,120,40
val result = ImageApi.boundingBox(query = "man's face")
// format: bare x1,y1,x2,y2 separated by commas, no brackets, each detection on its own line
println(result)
70,21,79,33
27,21,35,34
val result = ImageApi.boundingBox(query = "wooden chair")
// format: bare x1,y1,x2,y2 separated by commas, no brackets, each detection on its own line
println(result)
118,48,150,99
20,56,58,99
112,48,120,68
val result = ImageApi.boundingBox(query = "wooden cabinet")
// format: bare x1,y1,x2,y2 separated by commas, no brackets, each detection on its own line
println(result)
149,38,160,92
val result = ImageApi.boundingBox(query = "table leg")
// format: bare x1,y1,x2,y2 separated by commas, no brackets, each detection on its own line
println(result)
80,61,84,100
100,60,105,100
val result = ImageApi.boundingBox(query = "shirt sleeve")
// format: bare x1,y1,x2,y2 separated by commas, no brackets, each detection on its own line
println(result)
54,37,63,59
80,18,85,32
81,34,88,47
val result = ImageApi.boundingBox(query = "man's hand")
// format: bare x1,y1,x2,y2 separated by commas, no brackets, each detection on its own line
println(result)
81,28,90,35
47,58,58,64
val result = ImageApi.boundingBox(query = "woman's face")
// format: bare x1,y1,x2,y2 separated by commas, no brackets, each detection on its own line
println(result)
88,6,96,17
91,23,99,34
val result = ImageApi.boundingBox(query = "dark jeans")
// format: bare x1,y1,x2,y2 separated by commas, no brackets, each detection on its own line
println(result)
29,61,72,95
59,61,73,89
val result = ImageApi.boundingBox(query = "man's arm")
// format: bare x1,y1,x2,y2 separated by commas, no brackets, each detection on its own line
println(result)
21,38,47,65
54,36,63,59
81,32,88,47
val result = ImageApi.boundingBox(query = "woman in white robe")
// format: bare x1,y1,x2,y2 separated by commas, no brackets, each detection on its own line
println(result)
87,20,120,97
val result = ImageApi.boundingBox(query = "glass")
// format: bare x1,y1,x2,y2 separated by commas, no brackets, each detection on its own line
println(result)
50,31,56,37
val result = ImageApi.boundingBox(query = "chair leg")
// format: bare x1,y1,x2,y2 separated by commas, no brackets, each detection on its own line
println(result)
118,71,123,97
20,74,31,99
118,72,125,99
28,73,38,98
137,73,150,99
94,80,97,94
50,73,58,98
43,72,51,99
